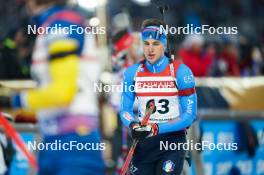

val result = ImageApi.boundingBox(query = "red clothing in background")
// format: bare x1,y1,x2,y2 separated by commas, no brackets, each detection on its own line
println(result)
179,48,213,77
219,50,240,76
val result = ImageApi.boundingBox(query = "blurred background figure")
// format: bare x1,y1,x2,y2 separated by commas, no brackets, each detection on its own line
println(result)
108,20,143,173
178,34,213,77
0,0,33,80
240,43,264,76
0,29,33,80
0,0,105,174
211,41,240,77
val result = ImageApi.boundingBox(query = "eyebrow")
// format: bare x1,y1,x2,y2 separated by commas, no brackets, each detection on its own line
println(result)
153,41,160,44
144,41,160,45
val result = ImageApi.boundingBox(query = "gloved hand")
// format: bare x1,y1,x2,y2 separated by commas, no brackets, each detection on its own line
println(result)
129,122,158,140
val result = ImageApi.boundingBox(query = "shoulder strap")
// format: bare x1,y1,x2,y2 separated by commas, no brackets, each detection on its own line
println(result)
133,60,145,82
133,60,144,100
169,59,182,88
171,59,196,96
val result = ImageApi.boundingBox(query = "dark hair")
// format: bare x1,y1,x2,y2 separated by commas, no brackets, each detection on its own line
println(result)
141,18,166,29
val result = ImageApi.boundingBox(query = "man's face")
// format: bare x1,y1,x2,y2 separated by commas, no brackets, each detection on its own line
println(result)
143,39,164,64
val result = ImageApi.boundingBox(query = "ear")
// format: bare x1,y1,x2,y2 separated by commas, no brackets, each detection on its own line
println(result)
162,44,166,53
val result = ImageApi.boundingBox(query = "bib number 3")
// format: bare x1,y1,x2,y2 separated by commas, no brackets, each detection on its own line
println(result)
146,99,169,114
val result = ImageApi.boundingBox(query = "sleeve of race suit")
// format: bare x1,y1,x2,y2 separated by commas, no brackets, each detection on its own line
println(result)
119,63,141,127
11,18,85,110
158,64,197,134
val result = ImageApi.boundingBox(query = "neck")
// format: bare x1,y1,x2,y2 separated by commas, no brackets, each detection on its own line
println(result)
145,56,169,73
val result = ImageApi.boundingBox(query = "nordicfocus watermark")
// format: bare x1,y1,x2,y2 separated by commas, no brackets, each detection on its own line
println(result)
94,81,184,93
95,74,194,93
94,82,135,93
160,140,238,151
27,24,106,35
160,24,238,35
27,140,106,151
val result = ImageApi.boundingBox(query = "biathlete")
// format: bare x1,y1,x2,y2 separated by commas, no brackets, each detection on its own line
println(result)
120,18,197,175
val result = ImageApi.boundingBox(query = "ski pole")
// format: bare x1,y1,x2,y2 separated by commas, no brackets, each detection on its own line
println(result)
0,112,38,171
120,100,155,175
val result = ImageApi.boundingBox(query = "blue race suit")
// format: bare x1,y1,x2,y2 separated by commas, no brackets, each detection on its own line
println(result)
120,55,197,175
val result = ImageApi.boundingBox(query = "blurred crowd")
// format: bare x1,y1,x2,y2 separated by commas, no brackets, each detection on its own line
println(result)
0,0,263,79
177,34,264,77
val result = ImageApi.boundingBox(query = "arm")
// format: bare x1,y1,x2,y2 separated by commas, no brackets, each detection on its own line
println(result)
119,64,140,127
158,64,197,134
11,20,83,110
12,54,78,110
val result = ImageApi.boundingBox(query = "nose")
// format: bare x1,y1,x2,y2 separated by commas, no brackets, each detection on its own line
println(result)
148,44,154,52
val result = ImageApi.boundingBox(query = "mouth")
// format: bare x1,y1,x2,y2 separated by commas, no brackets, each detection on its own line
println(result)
148,54,155,59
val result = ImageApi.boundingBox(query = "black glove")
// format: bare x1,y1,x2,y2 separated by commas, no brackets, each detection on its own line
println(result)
129,122,158,140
